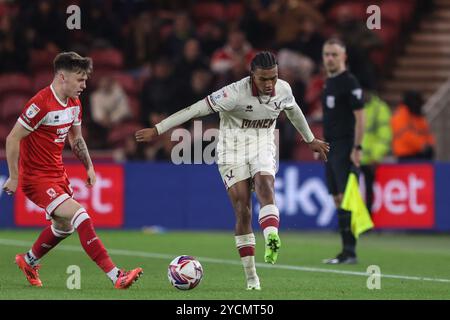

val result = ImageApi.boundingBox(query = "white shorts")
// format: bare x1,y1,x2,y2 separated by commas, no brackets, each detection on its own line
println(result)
218,145,277,189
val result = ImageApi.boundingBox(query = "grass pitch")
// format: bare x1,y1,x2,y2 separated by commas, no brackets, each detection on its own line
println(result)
0,230,449,300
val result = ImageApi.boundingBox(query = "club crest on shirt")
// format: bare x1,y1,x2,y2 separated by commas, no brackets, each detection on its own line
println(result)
25,104,40,119
326,95,335,109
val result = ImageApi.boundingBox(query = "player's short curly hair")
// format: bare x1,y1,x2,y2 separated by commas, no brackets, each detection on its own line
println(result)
250,51,277,72
53,52,93,75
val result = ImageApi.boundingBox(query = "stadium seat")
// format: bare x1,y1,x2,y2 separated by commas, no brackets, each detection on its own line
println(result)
292,123,324,162
111,73,139,95
226,3,244,20
0,122,9,146
373,22,400,47
0,73,32,97
327,2,366,22
107,121,143,146
89,48,124,70
127,95,141,121
193,2,226,23
32,71,54,92
29,49,57,73
0,94,29,122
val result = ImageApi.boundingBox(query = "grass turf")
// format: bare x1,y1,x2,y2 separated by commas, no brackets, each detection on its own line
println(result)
0,230,449,300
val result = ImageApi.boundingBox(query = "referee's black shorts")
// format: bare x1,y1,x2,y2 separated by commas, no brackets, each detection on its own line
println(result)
325,139,353,195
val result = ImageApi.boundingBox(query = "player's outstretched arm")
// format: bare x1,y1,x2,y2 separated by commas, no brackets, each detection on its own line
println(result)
284,105,330,161
3,122,31,195
136,99,213,143
68,125,96,187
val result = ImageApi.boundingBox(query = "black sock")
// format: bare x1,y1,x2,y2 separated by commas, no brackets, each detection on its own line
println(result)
337,209,356,256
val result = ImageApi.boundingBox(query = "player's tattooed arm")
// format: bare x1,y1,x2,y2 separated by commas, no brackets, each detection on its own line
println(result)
71,137,93,169
68,125,94,170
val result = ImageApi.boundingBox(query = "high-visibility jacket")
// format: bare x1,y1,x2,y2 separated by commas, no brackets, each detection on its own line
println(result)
391,104,435,158
361,95,392,165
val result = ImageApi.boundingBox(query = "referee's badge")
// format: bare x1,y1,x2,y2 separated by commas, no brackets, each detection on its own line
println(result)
326,96,335,109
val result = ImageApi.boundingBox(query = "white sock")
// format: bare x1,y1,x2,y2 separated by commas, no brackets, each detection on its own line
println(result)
107,267,120,283
25,250,39,267
241,256,257,281
259,204,279,242
235,234,257,281
263,227,278,241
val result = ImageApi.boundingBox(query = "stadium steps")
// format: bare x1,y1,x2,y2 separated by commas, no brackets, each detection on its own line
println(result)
381,1,450,107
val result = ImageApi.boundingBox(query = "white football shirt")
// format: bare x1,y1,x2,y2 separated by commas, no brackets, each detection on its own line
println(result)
205,76,299,165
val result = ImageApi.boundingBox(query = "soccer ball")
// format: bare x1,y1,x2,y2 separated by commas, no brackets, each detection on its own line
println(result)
167,255,203,290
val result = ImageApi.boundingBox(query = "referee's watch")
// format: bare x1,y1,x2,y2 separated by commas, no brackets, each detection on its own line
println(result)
354,145,363,151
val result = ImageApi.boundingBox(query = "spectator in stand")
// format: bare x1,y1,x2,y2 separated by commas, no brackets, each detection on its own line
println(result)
174,38,209,85
334,5,382,90
164,11,196,60
304,66,326,121
210,30,256,75
198,21,226,57
360,90,392,214
391,91,435,161
259,0,324,47
124,11,163,69
90,76,131,148
141,58,179,127
0,15,29,72
284,16,325,68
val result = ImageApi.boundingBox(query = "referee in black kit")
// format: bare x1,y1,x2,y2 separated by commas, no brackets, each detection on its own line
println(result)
321,38,365,264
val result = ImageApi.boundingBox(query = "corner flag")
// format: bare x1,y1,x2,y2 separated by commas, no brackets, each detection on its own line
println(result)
341,172,374,238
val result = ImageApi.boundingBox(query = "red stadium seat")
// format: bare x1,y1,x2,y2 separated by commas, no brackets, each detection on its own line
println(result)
107,121,143,146
127,95,141,121
372,22,400,47
193,2,226,22
0,94,29,122
89,48,124,70
292,123,324,162
111,73,139,95
226,3,244,20
32,71,54,93
0,73,32,97
29,49,56,73
327,2,366,22
0,122,10,146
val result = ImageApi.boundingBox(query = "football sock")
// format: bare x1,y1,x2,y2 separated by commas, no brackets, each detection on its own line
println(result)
235,233,257,281
338,209,356,255
72,208,116,274
258,204,279,242
27,225,72,266
107,267,121,283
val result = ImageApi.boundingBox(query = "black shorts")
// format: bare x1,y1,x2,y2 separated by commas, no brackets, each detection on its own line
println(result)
325,139,353,195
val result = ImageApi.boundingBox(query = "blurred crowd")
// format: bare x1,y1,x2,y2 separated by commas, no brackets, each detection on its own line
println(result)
0,0,432,163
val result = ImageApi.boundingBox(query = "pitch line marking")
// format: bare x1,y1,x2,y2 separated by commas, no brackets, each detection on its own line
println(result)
0,238,449,284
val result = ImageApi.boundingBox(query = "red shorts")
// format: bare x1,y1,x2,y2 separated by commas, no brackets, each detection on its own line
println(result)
21,177,74,220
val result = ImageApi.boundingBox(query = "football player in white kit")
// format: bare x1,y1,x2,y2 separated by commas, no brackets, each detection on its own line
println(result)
136,52,329,290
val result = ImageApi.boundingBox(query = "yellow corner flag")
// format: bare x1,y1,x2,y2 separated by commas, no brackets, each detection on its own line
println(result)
341,172,374,238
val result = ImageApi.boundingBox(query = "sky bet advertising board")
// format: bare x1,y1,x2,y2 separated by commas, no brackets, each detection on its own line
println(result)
1,161,449,231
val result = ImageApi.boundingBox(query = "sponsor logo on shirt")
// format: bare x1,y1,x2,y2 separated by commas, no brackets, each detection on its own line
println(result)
241,118,276,129
46,188,57,199
25,104,40,119
209,90,228,106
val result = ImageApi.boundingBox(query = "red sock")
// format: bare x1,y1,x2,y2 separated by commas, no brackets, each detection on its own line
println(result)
238,246,255,257
74,212,115,273
31,225,67,259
